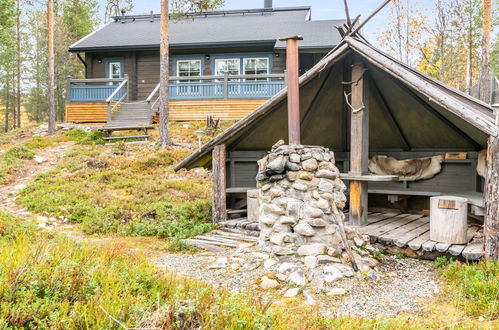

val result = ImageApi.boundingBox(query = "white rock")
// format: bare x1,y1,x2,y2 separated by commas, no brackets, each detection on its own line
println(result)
323,265,344,283
297,243,326,256
208,257,228,269
302,290,316,305
317,255,341,264
354,236,365,247
293,223,315,237
326,288,347,296
288,269,306,286
260,276,280,290
283,287,300,297
34,155,46,163
14,184,26,191
278,262,295,274
303,256,317,268
264,259,277,269
280,216,297,225
36,215,49,224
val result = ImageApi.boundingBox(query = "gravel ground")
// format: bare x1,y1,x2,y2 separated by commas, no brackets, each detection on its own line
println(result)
152,245,439,318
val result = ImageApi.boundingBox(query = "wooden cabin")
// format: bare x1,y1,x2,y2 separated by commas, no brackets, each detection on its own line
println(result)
66,3,345,125
175,36,499,260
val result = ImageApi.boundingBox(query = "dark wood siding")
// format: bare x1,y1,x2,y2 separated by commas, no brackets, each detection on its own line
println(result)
84,48,327,101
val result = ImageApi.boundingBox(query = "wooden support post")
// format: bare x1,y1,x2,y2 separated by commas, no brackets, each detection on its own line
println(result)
223,72,229,99
212,144,227,223
484,136,499,261
349,61,369,226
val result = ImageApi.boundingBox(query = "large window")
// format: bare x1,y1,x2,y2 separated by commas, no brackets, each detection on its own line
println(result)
243,58,269,80
177,59,202,79
214,58,240,77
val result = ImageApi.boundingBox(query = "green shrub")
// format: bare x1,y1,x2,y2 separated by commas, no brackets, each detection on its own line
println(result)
23,136,55,149
441,261,499,319
4,146,34,161
63,129,105,145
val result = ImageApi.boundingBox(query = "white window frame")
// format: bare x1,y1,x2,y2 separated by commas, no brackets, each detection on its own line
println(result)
243,57,270,81
214,58,241,80
108,62,122,79
176,59,202,82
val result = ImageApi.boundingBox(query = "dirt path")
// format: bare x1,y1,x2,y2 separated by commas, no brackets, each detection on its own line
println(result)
0,142,74,217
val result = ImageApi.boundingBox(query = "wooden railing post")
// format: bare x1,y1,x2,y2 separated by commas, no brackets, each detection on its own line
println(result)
212,144,227,223
124,74,129,101
106,101,111,123
66,76,72,102
223,72,229,99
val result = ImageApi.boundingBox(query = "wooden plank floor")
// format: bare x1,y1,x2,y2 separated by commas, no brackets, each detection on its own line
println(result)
348,212,484,260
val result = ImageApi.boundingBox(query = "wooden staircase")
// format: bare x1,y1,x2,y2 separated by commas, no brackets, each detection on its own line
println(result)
101,101,155,143
107,101,152,127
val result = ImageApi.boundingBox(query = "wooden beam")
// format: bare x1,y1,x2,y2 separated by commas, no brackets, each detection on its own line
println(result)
212,144,227,223
383,73,483,150
368,76,411,150
349,60,369,226
484,136,499,260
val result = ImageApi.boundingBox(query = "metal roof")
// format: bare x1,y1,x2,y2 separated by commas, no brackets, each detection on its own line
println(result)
69,7,345,52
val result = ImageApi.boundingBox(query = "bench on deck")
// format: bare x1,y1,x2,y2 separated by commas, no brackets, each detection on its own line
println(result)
225,187,485,216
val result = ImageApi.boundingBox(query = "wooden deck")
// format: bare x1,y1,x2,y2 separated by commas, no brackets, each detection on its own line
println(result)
219,211,484,260
66,99,267,123
347,212,484,260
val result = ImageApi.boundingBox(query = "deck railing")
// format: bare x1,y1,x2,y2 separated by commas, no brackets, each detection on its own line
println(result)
68,73,286,103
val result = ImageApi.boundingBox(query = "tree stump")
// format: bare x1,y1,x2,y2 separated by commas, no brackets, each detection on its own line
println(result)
430,196,468,244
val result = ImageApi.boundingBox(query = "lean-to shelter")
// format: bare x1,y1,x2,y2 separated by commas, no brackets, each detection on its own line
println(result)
175,36,497,222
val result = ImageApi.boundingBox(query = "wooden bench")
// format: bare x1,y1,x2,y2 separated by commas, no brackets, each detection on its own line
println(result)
99,125,155,143
226,187,485,215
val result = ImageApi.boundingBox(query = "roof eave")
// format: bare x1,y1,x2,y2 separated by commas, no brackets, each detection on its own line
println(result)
69,40,280,53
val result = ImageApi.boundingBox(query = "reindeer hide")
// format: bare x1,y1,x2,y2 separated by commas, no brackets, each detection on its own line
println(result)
477,150,487,179
368,155,444,181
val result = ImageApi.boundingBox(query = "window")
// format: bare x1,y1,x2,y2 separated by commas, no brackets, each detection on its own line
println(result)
243,58,269,80
177,59,202,80
214,58,240,78
108,62,122,79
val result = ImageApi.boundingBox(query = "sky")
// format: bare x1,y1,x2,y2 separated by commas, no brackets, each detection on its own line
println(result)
101,0,438,45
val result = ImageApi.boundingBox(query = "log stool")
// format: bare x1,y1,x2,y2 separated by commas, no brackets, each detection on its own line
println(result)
430,196,468,244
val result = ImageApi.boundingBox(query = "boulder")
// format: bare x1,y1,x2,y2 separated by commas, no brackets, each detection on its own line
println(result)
283,287,300,297
260,276,280,290
297,243,326,256
294,223,315,237
302,158,318,171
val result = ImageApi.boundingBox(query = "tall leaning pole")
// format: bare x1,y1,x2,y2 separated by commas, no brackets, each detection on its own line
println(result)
47,0,56,135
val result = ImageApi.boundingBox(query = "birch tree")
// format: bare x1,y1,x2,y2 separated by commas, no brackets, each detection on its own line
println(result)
377,0,428,67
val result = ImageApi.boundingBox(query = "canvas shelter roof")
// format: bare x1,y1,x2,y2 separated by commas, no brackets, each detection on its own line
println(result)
175,36,497,171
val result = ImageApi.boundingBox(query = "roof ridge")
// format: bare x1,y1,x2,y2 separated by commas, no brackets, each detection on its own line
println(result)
112,6,312,21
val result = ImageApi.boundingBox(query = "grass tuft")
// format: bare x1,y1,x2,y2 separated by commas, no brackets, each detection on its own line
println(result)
440,260,499,320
